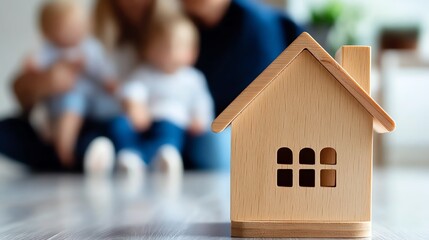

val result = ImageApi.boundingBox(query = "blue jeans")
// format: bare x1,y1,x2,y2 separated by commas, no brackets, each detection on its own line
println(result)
109,116,186,164
0,115,230,171
184,127,230,171
109,115,230,169
0,115,114,172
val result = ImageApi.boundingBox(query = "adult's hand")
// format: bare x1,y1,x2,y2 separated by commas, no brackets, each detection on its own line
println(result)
47,61,79,94
188,119,206,136
13,59,78,112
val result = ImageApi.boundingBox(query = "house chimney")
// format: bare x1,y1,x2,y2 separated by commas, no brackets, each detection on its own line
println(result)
335,46,371,93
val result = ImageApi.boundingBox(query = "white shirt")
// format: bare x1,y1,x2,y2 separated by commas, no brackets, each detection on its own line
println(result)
121,65,214,129
35,38,121,120
36,37,116,81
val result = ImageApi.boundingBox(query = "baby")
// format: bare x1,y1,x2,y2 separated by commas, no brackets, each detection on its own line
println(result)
27,0,118,168
116,13,214,176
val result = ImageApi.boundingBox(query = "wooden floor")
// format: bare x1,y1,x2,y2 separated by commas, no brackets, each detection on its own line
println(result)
0,168,428,239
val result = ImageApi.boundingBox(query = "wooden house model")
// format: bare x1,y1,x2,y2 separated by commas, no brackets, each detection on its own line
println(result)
212,32,395,238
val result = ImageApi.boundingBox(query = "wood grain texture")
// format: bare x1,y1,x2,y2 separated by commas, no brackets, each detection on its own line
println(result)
231,220,371,238
212,32,395,133
0,169,428,239
337,45,374,223
335,46,371,93
231,50,373,222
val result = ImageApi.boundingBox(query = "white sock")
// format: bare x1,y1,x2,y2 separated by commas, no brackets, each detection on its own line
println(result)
83,137,115,177
154,145,184,178
117,150,146,178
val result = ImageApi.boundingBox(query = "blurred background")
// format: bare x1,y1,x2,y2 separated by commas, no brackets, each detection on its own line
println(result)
0,0,428,172
0,2,428,239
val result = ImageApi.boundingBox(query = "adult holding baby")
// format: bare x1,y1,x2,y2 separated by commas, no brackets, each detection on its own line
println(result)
0,0,214,173
0,0,126,173
0,0,158,173
0,0,301,172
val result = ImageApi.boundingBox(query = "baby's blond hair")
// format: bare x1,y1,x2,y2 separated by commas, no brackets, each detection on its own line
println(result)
140,13,199,56
39,0,83,35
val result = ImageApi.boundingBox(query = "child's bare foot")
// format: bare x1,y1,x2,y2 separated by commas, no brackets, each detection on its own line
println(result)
84,137,115,177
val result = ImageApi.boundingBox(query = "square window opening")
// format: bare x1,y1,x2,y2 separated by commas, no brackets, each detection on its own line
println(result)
299,169,315,187
277,169,293,187
321,169,336,187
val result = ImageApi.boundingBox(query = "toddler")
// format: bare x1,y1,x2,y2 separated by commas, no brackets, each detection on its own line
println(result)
115,13,214,176
28,0,119,168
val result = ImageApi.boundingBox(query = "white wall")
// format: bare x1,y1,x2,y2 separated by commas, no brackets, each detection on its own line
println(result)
0,1,43,117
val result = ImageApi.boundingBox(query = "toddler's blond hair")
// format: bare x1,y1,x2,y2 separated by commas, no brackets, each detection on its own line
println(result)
39,0,84,35
140,13,199,56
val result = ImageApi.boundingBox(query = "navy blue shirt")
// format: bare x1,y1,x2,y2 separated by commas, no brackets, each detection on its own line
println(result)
195,0,303,115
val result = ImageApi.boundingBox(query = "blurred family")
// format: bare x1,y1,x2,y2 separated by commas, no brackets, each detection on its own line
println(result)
0,0,302,176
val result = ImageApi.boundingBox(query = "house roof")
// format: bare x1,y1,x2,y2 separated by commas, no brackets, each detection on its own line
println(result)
212,32,395,134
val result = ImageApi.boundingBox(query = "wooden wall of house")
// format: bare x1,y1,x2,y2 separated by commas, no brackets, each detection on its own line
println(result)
230,50,373,222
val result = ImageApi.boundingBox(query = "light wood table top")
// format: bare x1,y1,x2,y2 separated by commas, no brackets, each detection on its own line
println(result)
0,168,427,239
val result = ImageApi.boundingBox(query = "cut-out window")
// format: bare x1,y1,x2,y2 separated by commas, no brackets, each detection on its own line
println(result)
277,147,292,164
321,169,336,187
299,169,315,187
277,169,293,187
276,148,337,188
299,148,315,165
321,148,337,165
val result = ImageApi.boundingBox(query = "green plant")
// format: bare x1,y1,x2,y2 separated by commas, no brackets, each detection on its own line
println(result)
310,1,343,26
